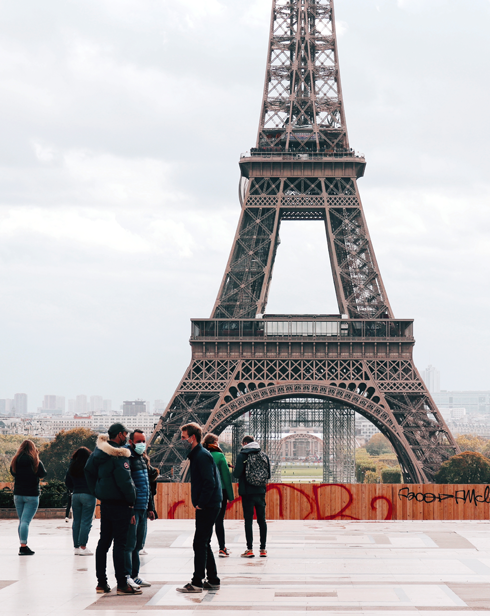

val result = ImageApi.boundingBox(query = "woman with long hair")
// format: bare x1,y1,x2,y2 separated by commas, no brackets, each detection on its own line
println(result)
202,433,234,557
10,439,47,555
65,446,96,555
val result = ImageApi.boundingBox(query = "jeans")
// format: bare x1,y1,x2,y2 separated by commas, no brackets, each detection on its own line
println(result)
96,503,131,588
214,492,228,550
124,509,147,578
192,506,220,587
72,493,96,548
242,493,267,550
14,495,39,544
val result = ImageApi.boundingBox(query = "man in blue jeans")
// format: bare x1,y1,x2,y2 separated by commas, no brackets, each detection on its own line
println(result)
176,422,222,593
124,429,157,589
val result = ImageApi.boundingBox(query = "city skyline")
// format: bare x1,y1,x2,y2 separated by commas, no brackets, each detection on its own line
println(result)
0,2,489,407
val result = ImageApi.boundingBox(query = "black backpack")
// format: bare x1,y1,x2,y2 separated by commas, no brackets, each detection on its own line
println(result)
245,451,269,487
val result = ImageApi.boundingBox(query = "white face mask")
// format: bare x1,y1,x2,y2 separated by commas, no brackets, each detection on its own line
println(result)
134,442,146,455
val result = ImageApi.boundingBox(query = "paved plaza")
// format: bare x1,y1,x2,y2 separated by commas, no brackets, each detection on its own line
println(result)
0,517,489,614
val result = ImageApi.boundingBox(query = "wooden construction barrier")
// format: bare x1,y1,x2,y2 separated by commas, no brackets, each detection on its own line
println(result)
155,483,490,521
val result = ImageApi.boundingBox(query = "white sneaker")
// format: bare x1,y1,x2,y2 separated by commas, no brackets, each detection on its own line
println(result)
78,547,93,555
133,577,151,587
139,549,148,555
74,547,81,555
126,576,141,590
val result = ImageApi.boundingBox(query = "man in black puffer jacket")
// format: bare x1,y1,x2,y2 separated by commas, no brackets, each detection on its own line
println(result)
85,423,139,595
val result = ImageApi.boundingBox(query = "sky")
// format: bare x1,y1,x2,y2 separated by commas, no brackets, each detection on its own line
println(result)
0,0,489,413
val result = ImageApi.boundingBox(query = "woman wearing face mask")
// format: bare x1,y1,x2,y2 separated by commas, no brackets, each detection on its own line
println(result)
65,446,97,555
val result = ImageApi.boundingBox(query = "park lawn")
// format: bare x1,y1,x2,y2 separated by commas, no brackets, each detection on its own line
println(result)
281,466,323,477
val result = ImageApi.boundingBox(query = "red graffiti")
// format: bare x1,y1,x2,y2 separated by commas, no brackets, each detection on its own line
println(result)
167,499,186,519
166,484,394,521
370,495,393,520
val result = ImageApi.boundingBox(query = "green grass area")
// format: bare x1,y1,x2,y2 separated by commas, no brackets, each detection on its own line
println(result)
281,465,323,477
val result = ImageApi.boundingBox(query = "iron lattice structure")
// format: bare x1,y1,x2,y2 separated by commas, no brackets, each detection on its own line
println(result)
149,0,459,483
244,399,355,483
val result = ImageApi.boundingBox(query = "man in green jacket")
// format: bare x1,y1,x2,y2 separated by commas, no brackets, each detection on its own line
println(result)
202,433,234,557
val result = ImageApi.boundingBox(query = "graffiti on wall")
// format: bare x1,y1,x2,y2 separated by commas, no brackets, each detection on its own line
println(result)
166,483,393,521
398,486,490,506
160,483,490,521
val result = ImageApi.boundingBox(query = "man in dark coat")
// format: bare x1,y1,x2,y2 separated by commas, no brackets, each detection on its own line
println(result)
85,423,140,595
233,435,271,558
176,422,222,593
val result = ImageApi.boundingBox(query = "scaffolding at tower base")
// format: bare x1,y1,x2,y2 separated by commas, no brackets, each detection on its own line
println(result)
230,398,356,484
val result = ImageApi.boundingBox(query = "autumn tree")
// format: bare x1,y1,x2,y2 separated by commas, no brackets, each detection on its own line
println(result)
40,428,98,481
456,434,488,454
366,433,393,456
434,451,490,484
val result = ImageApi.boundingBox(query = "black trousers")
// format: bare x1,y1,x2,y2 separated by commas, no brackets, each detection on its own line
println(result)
192,506,220,587
214,491,228,550
242,493,267,550
96,503,131,588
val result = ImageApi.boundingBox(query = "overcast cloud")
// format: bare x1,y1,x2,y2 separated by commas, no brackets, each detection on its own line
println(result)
0,0,489,412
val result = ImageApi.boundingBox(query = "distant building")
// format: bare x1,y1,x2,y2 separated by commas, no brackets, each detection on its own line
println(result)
1,399,15,415
14,393,28,416
421,365,440,394
433,391,490,416
103,399,112,413
123,400,147,416
355,414,380,440
154,400,166,414
42,395,64,415
90,396,104,413
75,395,88,414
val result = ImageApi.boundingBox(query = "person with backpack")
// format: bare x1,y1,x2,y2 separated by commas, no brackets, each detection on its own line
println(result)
233,435,271,558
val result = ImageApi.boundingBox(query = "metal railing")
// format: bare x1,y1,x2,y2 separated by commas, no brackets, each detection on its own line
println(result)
240,149,365,160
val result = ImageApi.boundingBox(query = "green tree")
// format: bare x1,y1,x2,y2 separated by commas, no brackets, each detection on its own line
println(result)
40,428,97,481
0,435,48,481
481,441,490,459
366,433,393,456
434,451,490,484
364,470,379,484
456,434,488,454
381,467,402,483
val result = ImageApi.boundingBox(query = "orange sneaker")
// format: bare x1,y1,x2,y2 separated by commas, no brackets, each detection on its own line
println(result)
260,549,267,557
240,549,255,558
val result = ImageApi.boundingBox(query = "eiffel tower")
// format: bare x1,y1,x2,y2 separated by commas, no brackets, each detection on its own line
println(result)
149,0,458,483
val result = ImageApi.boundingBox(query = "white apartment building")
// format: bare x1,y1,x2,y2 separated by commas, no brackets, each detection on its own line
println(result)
0,414,160,437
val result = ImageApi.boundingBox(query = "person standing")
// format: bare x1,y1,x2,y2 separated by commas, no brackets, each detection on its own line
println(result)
84,423,140,595
124,429,156,588
65,446,96,555
176,423,222,594
233,435,270,558
202,433,234,557
10,440,47,555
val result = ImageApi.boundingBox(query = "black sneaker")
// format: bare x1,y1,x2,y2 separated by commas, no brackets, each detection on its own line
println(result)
117,584,143,595
203,580,220,590
96,583,111,593
19,546,34,555
176,583,203,593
